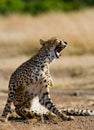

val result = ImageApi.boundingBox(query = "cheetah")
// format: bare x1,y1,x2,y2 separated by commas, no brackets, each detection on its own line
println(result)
0,38,94,122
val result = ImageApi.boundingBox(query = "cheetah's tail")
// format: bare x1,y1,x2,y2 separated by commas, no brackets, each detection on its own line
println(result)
61,108,94,116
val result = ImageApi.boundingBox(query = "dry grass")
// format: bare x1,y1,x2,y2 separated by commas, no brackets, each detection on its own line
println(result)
0,8,94,58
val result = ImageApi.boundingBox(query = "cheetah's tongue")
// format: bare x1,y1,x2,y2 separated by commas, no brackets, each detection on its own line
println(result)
57,52,60,57
55,51,61,58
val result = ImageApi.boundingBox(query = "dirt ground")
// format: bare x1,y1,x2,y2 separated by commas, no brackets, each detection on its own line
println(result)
0,55,94,130
0,89,94,130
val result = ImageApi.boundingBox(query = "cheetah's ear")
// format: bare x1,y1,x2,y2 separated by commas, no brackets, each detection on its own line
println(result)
40,39,45,46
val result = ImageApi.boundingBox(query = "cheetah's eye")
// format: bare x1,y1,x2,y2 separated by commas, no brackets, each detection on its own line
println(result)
64,41,67,45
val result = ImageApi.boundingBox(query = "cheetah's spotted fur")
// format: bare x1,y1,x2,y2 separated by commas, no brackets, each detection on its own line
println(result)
1,38,72,121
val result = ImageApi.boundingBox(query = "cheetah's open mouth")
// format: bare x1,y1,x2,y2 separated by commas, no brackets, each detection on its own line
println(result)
55,44,66,58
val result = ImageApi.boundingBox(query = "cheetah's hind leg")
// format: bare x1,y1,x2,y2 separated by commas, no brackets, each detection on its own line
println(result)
15,103,36,119
0,91,16,122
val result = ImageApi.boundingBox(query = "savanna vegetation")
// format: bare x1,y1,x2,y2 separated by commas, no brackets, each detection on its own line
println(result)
0,1,94,57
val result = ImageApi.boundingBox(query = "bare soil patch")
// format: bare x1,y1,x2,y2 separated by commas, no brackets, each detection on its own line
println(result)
0,89,94,130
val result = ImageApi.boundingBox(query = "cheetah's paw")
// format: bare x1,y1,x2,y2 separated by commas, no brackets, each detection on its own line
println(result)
0,116,7,122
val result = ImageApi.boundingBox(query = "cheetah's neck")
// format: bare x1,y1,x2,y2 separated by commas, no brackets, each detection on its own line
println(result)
30,50,55,65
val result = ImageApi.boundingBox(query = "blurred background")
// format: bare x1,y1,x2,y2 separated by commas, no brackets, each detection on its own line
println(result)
0,0,94,92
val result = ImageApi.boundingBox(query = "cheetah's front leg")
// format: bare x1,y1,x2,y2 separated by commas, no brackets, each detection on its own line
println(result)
39,86,74,121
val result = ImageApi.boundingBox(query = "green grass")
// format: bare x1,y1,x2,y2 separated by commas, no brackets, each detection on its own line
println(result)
0,0,94,15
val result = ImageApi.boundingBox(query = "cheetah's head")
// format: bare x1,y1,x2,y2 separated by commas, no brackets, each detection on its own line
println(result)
40,38,67,60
